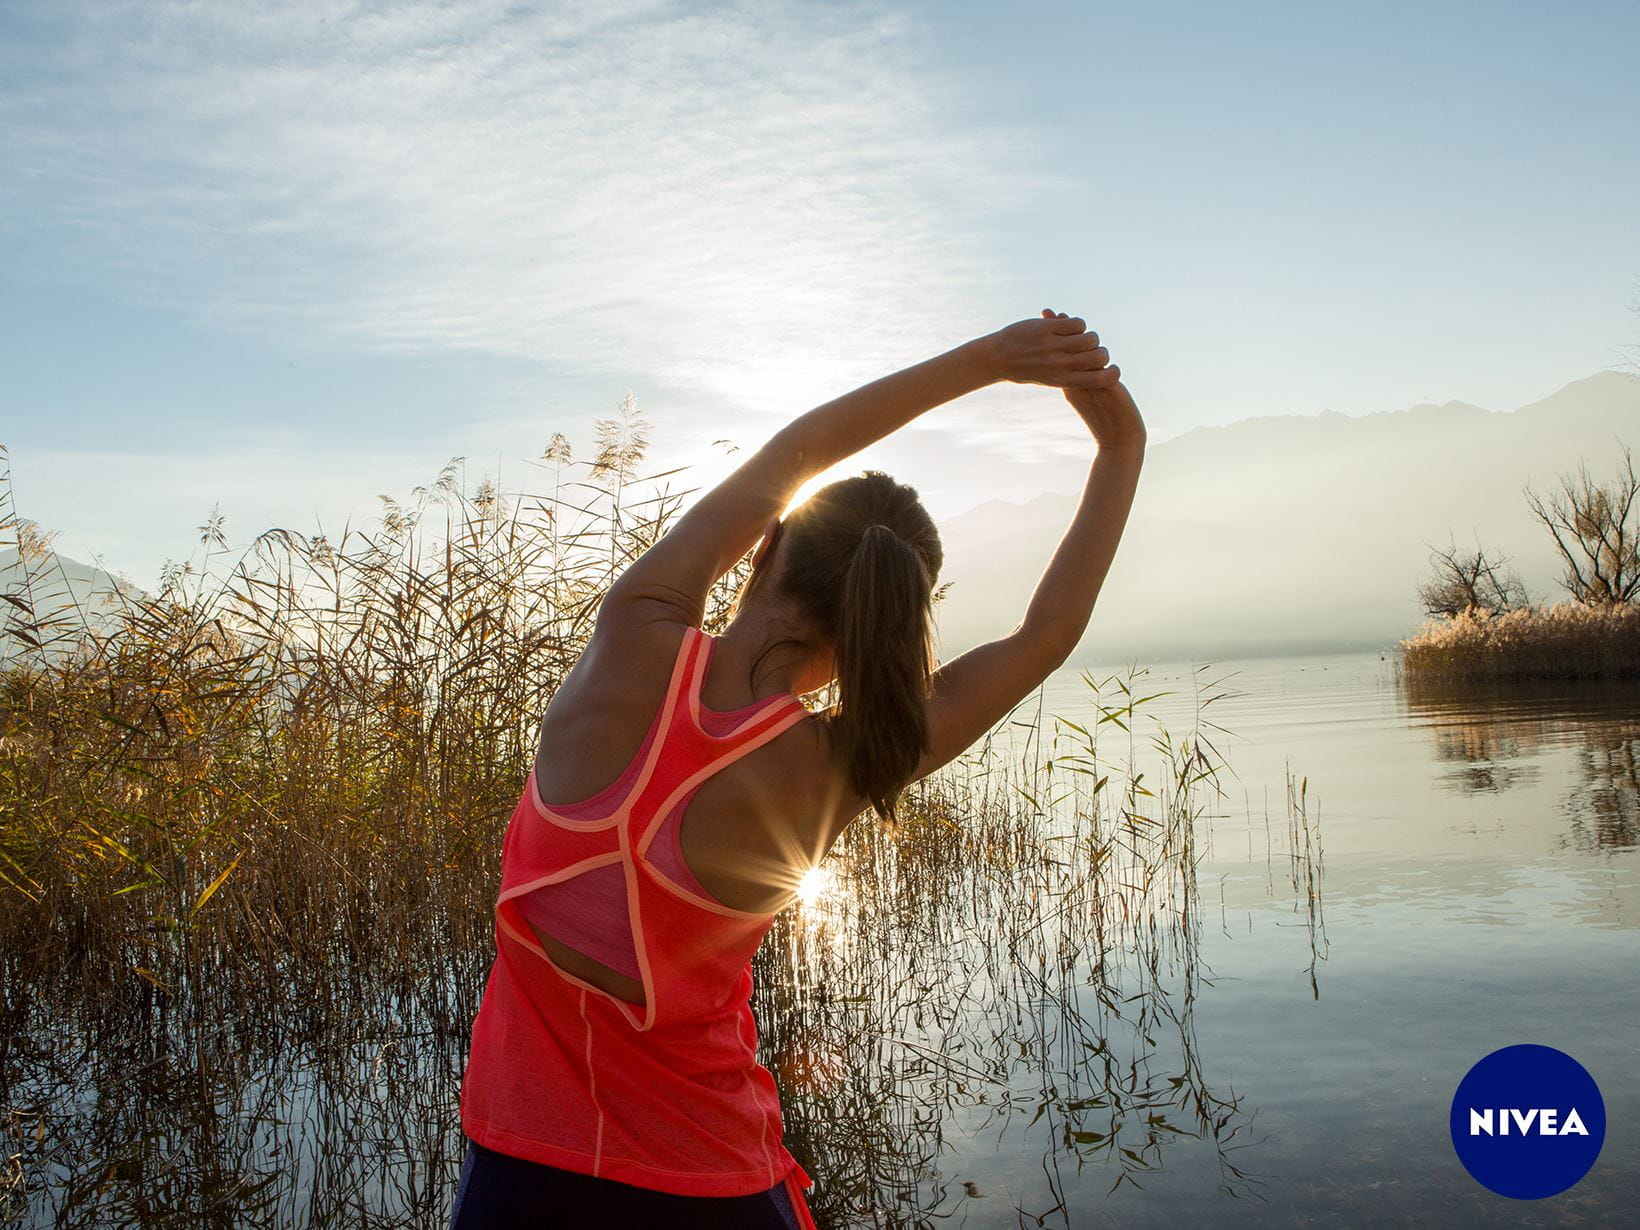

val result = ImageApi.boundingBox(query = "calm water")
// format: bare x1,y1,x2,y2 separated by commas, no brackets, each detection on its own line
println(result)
998,651,1639,1227
6,651,1637,1227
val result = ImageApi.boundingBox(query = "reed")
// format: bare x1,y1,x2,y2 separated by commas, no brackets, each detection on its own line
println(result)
1397,601,1640,684
761,665,1276,1225
0,426,731,1029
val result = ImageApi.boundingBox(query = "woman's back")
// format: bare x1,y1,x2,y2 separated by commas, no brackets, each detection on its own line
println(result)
462,621,823,1196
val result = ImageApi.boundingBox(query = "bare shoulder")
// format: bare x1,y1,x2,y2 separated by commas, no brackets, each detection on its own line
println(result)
691,704,869,912
533,610,692,801
547,610,686,716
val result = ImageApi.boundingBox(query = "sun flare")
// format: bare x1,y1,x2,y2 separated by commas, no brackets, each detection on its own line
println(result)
795,866,835,906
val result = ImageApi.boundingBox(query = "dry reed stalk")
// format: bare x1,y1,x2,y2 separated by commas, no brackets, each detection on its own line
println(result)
1398,601,1640,684
0,422,750,1031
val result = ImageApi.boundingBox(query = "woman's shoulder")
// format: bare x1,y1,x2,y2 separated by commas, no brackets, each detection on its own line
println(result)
589,603,695,653
561,612,693,698
533,616,694,782
548,611,867,838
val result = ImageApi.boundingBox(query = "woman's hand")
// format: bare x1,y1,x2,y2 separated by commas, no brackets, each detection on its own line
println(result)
1068,379,1146,452
985,311,1117,389
1039,309,1147,451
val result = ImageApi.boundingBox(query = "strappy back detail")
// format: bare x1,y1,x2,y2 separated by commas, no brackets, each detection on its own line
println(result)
690,632,806,737
465,622,819,1211
501,624,810,1028
523,625,698,829
528,626,805,825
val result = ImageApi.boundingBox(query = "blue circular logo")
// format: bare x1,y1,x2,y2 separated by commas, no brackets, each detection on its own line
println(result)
1450,1044,1605,1200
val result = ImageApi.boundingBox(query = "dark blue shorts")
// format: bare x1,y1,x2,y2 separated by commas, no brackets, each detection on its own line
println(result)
449,1139,801,1229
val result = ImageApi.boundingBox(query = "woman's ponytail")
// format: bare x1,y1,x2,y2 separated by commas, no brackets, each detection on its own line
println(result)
776,472,942,824
832,525,935,822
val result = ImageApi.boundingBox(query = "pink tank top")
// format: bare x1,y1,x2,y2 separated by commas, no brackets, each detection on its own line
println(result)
459,624,820,1224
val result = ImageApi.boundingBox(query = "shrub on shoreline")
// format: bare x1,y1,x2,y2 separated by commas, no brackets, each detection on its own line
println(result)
1398,601,1640,684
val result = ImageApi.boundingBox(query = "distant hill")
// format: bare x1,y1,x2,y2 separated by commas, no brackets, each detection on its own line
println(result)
932,371,1640,666
0,548,135,662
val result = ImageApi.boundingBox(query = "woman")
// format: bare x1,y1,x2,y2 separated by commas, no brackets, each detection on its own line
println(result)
453,310,1146,1228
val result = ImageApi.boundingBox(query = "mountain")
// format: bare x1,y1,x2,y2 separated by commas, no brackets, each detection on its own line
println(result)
931,371,1640,666
0,548,136,662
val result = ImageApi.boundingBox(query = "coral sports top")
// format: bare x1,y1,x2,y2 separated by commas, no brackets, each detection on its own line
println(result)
460,623,819,1220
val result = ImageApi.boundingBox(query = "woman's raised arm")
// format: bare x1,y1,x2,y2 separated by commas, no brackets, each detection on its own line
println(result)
602,315,1117,626
914,326,1146,782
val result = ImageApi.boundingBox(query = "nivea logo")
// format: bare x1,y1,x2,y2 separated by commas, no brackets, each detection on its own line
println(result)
1450,1045,1605,1199
1467,1107,1589,1137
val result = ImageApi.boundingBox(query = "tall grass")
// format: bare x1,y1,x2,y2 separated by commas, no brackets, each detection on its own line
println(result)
0,426,739,1028
1398,601,1640,684
760,667,1286,1225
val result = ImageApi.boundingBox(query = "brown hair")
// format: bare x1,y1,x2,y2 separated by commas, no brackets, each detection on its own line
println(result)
773,471,942,822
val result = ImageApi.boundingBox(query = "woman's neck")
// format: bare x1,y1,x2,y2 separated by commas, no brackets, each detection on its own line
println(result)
714,602,825,698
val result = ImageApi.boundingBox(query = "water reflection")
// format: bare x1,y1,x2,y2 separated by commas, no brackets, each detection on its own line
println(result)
1400,674,1640,851
3,973,469,1228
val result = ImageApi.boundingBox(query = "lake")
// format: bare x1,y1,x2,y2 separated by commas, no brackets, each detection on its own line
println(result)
5,650,1636,1227
962,650,1638,1226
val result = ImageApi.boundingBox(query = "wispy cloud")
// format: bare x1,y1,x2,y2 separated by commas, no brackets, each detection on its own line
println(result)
2,0,1055,429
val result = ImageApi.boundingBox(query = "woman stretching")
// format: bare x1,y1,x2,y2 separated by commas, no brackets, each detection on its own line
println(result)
453,310,1146,1228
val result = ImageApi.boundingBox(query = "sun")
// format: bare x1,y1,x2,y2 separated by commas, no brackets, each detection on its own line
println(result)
795,866,835,906
783,469,837,515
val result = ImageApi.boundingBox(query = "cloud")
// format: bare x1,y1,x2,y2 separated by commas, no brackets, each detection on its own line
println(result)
2,0,1052,426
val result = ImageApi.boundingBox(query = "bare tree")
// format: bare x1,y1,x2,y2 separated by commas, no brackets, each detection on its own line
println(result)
1524,441,1640,605
1418,537,1531,617
1621,280,1640,377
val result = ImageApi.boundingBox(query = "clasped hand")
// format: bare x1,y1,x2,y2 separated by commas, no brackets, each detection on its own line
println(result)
988,311,1116,390
986,310,1146,450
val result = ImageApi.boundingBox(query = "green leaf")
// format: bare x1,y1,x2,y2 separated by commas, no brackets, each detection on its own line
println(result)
191,851,244,917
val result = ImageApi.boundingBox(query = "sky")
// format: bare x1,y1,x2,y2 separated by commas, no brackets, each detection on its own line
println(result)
2,0,1637,588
